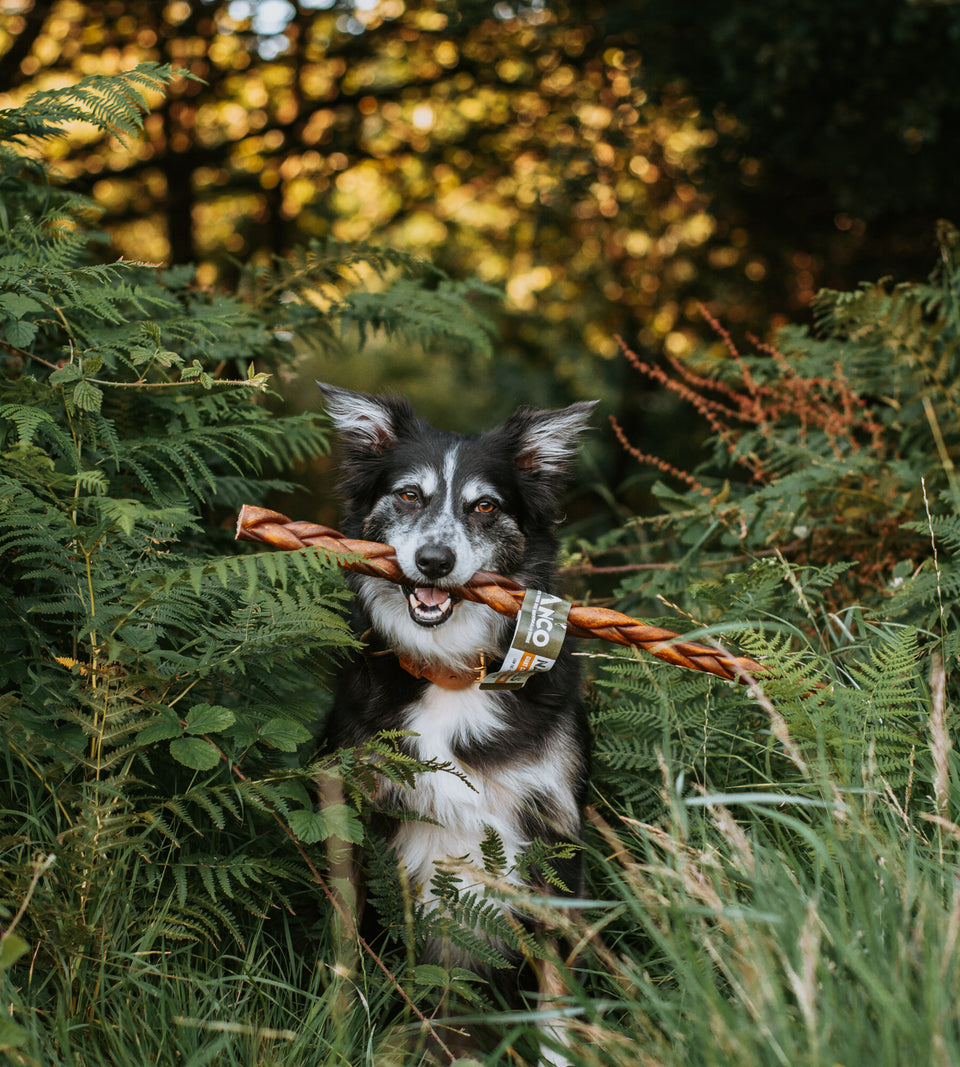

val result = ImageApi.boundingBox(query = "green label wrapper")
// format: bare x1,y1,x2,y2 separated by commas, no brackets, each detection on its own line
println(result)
479,587,572,690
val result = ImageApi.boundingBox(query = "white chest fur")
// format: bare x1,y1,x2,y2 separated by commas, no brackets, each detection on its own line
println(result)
383,685,578,898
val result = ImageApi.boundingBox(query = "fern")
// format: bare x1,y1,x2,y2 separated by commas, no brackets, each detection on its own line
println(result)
0,68,504,1022
598,223,960,629
0,63,186,146
592,647,756,813
339,276,499,356
516,836,582,894
420,884,523,971
480,824,509,877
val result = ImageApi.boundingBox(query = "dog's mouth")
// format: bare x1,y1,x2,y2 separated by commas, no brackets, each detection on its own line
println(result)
402,585,459,627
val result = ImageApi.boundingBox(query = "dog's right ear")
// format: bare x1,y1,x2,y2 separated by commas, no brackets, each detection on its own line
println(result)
317,382,414,454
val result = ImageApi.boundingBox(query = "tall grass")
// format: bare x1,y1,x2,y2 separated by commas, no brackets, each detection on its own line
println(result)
5,678,959,1067
575,787,960,1065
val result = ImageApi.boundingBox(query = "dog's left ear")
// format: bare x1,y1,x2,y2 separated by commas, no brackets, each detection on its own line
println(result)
316,382,415,455
506,401,598,473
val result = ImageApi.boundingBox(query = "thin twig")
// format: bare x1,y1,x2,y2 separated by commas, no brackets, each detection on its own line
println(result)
1,853,56,941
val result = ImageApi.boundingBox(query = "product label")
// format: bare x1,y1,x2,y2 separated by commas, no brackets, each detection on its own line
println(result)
479,587,572,690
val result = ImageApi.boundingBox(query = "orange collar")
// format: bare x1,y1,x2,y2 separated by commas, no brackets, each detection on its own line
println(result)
395,652,489,690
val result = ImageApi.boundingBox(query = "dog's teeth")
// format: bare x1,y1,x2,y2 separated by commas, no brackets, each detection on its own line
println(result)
405,585,455,626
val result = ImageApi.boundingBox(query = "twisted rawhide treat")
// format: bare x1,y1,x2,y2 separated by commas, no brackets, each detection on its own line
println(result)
235,505,766,684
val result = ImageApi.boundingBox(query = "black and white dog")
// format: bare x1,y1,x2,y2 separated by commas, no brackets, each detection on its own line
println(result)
318,384,595,1040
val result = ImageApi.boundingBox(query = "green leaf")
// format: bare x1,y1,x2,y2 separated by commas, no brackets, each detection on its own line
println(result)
259,717,311,751
274,778,313,808
185,703,236,735
0,932,29,972
138,707,183,744
0,292,43,317
2,318,38,347
169,736,220,771
287,804,364,845
72,379,103,412
410,963,450,988
49,362,83,385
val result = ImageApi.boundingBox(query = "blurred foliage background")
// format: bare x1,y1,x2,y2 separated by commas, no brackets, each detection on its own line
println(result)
3,0,958,507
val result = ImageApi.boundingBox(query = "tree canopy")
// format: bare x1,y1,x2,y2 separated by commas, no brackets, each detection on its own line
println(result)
5,0,956,433
1,0,957,473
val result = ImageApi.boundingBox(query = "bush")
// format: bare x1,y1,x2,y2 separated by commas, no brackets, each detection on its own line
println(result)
585,225,960,812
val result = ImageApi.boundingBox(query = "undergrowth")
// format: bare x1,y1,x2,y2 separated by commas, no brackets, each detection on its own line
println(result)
2,67,960,1067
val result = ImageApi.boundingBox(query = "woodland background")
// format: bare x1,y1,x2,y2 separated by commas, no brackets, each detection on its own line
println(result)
3,3,960,1066
3,0,959,484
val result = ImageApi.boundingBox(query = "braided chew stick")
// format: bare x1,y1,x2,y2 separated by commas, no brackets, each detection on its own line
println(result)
235,505,766,684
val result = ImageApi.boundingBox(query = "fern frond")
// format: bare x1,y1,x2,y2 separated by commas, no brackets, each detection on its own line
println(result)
340,277,497,357
0,64,185,146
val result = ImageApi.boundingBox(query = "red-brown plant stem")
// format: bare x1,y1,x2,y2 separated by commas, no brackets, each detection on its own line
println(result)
608,414,713,498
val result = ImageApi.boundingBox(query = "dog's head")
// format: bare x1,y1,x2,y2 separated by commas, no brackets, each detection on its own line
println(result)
319,384,595,655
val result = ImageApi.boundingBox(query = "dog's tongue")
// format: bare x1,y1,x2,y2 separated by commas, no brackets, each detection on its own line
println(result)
415,586,448,606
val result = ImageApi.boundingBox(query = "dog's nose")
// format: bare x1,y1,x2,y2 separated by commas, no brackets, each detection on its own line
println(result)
415,543,455,580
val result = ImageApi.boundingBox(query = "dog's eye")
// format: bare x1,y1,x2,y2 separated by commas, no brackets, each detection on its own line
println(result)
395,488,421,505
474,499,497,514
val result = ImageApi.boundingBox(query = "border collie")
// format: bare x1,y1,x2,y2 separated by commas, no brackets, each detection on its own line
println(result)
318,383,595,1056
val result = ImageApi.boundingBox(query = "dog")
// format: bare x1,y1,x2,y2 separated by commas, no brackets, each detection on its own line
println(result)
318,383,595,1058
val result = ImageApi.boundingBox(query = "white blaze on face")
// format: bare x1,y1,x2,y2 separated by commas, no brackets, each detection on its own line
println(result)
386,446,499,588
407,465,439,498
358,442,522,646
461,475,502,509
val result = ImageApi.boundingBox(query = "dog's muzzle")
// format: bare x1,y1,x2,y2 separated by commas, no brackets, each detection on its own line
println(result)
404,543,460,625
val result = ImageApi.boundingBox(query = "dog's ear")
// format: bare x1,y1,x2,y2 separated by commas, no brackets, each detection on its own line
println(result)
317,382,415,454
505,401,598,474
